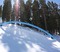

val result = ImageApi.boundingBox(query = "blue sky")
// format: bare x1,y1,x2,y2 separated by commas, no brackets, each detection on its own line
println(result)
0,0,60,5
0,0,4,5
46,0,60,4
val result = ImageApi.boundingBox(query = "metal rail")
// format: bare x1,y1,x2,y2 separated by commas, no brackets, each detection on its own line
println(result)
0,21,54,39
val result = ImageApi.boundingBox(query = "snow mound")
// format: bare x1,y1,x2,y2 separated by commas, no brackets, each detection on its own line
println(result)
0,24,60,52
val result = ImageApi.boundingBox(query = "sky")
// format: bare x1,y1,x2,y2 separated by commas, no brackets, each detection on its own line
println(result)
0,0,4,5
46,0,60,4
0,0,60,6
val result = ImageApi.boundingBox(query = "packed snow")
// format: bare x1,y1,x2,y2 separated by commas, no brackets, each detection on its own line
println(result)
53,35,60,42
0,24,60,52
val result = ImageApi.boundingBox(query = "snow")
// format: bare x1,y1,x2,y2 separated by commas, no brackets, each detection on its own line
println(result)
53,35,60,42
0,17,2,23
0,24,60,52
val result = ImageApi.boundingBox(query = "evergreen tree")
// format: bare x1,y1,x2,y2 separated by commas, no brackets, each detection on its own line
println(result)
2,0,12,22
39,0,47,30
0,5,2,17
25,0,32,23
19,0,26,22
11,5,15,21
58,9,60,35
32,0,40,26
47,1,59,34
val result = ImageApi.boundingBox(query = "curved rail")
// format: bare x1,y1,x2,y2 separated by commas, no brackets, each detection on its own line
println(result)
0,21,54,39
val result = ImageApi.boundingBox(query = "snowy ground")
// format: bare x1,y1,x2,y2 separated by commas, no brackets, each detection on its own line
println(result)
0,17,2,23
53,35,60,42
0,24,60,52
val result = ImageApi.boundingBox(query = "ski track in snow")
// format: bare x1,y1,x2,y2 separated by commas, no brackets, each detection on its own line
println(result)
0,24,60,52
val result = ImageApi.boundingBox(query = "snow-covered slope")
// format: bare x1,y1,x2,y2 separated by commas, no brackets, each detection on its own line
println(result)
0,24,60,52
53,35,60,42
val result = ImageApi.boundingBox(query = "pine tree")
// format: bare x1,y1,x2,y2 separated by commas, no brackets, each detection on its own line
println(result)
47,1,59,34
0,5,2,17
25,0,32,23
32,0,40,26
19,0,26,22
2,0,12,22
11,5,15,21
39,0,47,30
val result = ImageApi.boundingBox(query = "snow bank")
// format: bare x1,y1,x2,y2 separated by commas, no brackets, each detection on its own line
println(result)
0,24,60,52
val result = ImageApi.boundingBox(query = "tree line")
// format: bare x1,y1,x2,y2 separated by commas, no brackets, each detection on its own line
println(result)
1,0,60,35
